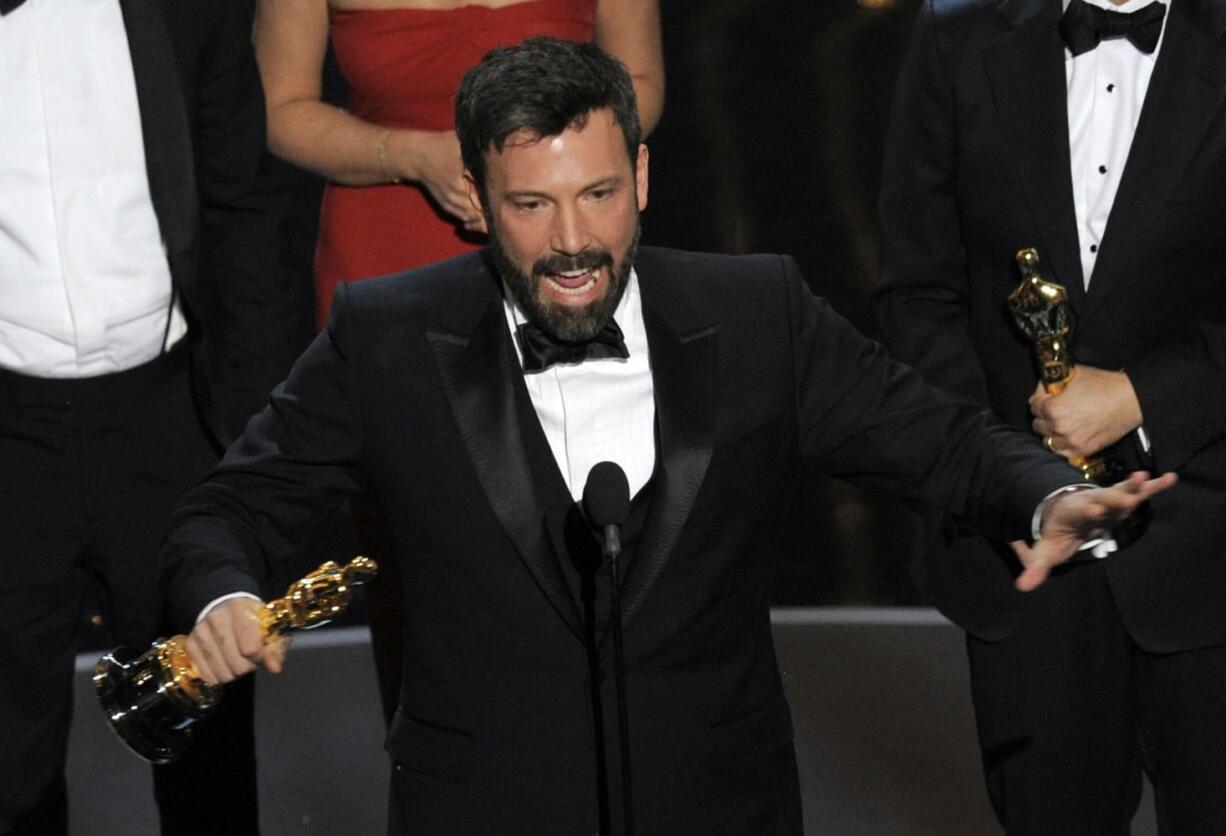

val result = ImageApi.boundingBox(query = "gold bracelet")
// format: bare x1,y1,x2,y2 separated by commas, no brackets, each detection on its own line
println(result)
377,129,401,183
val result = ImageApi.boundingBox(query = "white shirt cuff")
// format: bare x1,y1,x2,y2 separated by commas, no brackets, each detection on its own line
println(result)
1136,425,1151,454
196,592,263,624
1032,483,1118,559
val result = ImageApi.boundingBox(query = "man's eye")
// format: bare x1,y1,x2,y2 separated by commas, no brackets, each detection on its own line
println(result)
514,200,543,211
589,189,613,201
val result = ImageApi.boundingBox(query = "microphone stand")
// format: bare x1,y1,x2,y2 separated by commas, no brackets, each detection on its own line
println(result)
602,522,634,836
583,461,633,835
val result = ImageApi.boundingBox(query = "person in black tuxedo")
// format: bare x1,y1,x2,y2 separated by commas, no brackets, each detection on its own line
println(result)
875,0,1226,832
160,36,1172,835
0,0,294,833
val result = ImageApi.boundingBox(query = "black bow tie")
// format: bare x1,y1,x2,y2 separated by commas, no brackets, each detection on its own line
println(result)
0,0,27,15
515,319,629,373
1060,0,1167,57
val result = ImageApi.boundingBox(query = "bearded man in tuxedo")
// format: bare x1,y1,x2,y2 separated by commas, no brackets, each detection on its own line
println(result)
161,36,1172,835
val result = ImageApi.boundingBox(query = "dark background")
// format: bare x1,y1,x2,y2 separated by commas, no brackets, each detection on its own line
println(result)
267,0,929,607
644,0,925,604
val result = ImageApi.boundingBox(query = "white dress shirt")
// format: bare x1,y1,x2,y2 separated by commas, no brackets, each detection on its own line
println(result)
1065,0,1170,287
0,0,186,378
1060,0,1168,553
503,269,657,502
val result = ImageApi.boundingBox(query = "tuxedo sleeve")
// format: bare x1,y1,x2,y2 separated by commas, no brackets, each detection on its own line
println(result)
194,0,299,441
1125,320,1226,473
781,256,1078,545
873,0,989,408
159,285,369,631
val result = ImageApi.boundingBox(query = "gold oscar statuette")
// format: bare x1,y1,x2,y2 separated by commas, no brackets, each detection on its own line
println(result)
1007,248,1124,483
94,556,378,764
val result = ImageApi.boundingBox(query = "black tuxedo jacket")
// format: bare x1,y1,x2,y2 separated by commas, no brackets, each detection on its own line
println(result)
162,246,1078,834
875,0,1226,648
120,0,292,443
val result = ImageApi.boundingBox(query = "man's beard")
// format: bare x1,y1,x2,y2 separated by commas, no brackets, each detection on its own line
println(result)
491,219,639,343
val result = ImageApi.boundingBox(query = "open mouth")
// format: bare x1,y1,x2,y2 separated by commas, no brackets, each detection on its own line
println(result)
542,266,602,296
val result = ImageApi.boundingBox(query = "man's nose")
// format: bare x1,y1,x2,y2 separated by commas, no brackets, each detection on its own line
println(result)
550,206,590,255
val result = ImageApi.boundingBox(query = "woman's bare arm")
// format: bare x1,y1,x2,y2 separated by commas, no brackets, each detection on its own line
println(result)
254,0,476,222
596,0,665,136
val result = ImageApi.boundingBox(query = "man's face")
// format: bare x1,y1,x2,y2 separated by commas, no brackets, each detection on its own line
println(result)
467,109,649,342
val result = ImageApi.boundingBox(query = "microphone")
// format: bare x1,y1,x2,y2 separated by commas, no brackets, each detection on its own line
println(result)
583,460,630,558
581,461,635,835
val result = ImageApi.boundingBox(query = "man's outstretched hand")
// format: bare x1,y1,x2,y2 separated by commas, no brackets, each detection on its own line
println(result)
1015,471,1177,592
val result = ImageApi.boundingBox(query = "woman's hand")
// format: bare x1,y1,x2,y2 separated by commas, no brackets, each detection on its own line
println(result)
388,130,484,230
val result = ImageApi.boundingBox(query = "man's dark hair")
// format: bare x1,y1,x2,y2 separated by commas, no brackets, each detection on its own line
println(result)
455,36,641,195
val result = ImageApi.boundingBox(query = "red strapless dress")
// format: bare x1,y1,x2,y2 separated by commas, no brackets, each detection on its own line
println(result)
317,0,598,325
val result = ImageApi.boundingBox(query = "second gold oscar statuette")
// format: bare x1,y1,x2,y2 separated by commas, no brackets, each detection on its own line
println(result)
1007,248,1125,484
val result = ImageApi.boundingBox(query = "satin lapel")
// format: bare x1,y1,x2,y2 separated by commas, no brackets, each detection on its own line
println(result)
428,294,585,641
987,0,1087,303
618,274,716,628
118,0,198,284
1082,0,1226,324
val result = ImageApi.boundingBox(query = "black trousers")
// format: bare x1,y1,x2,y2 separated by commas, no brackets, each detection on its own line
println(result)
0,349,259,835
967,559,1226,836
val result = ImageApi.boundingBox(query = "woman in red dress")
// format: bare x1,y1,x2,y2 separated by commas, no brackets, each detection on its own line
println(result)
255,0,664,325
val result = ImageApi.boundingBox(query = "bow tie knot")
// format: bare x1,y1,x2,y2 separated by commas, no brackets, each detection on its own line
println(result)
515,319,629,373
1059,0,1167,57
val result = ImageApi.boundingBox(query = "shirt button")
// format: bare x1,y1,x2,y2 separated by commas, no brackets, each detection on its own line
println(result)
1090,244,1099,253
1107,83,1115,92
1098,164,1108,174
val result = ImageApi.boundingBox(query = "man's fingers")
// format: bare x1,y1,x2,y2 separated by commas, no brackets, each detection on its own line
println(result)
219,629,257,677
260,636,292,675
185,625,252,685
1057,472,1176,529
1028,380,1049,405
187,629,288,684
183,633,221,685
230,605,267,660
1099,472,1177,513
1138,471,1178,496
1020,472,1176,594
187,598,270,684
1097,472,1176,519
1015,557,1051,592
1015,529,1064,588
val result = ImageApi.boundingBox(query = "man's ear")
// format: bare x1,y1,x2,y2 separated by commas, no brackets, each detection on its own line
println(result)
463,171,490,234
635,144,649,212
